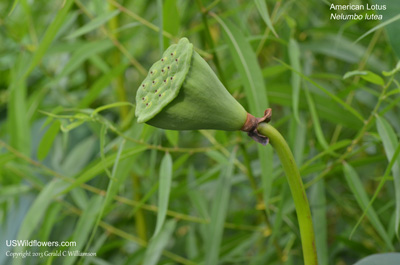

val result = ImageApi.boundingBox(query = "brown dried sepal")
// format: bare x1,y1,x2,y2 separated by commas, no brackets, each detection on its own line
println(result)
241,108,272,145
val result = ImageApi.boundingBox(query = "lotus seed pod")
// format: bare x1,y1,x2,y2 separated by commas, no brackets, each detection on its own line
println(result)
135,38,248,131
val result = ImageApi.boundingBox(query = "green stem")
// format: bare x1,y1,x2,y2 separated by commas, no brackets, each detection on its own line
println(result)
257,123,318,265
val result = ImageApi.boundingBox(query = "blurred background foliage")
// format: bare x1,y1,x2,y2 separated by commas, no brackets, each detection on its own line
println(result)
0,0,400,264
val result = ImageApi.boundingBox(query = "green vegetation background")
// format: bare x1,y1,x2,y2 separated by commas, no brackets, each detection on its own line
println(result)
1,0,400,264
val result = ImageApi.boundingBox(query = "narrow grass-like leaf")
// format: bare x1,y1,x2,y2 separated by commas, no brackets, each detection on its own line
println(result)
213,14,273,210
350,143,400,239
276,58,364,122
13,180,68,265
60,145,147,194
8,60,30,156
24,0,74,77
54,40,113,83
0,185,31,201
79,63,128,108
63,195,104,265
91,102,135,116
342,162,394,250
254,0,278,38
311,180,328,265
343,70,384,86
163,0,179,48
205,149,236,265
288,38,301,124
153,152,173,237
376,115,400,236
37,120,60,160
304,86,335,154
382,61,400,76
157,0,164,56
83,139,126,253
143,219,177,265
354,253,400,265
66,10,120,39
372,0,400,58
7,0,19,16
354,13,400,44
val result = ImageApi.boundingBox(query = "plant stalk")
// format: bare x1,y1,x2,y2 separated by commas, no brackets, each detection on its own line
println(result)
257,123,318,265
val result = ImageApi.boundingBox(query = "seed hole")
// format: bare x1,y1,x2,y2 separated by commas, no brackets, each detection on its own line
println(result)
161,58,164,62
142,97,144,100
161,69,164,72
170,77,173,80
142,84,145,87
175,59,178,62
150,71,153,74
167,66,170,69
155,90,158,93
164,80,166,83
152,81,155,84
146,103,148,106
159,94,161,97
170,53,173,56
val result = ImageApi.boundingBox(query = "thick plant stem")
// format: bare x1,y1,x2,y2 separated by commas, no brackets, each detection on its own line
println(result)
257,123,318,265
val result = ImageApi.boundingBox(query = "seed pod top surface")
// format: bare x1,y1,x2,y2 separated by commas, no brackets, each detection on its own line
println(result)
135,38,193,123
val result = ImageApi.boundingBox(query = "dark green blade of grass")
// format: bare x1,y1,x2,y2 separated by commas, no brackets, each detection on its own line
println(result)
63,195,104,265
205,148,236,265
163,0,179,48
143,219,177,265
254,0,278,38
213,14,274,210
153,152,173,237
66,10,120,39
376,115,400,236
342,162,394,250
60,145,147,194
24,0,74,77
288,38,301,124
8,56,30,157
37,120,60,160
13,180,69,265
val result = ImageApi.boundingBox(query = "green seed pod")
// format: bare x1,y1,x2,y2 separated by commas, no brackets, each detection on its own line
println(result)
135,38,247,131
135,38,271,144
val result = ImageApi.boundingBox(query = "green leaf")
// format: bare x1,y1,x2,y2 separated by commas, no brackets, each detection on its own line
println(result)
8,58,30,156
143,219,177,265
24,0,75,77
65,10,120,39
288,38,301,124
63,195,104,265
304,86,335,154
214,14,273,212
254,0,278,38
205,149,236,265
311,180,328,265
13,180,68,265
353,253,400,265
277,58,365,122
60,145,147,195
343,70,384,86
153,152,173,237
376,115,400,236
163,0,179,48
342,163,394,250
79,63,128,108
37,120,60,160
372,0,400,58
354,14,400,45
382,61,400,76
54,40,113,83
